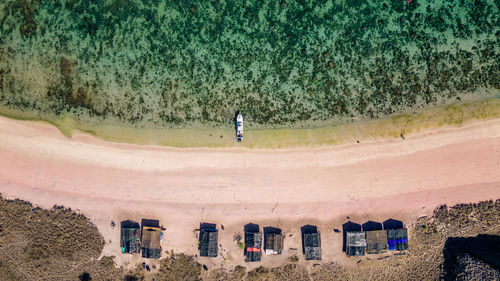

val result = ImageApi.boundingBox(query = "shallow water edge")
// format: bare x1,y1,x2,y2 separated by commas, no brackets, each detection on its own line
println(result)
1,97,500,148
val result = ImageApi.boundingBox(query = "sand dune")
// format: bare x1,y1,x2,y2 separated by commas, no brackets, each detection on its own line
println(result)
0,116,499,269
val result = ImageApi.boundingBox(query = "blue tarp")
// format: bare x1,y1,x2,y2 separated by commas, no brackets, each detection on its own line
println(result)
387,228,408,251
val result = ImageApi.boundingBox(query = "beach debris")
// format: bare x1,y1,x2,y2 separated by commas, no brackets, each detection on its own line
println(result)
233,232,242,243
271,201,279,212
289,255,299,262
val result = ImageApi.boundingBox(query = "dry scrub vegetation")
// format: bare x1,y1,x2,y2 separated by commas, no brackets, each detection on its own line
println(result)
0,196,498,280
0,195,125,281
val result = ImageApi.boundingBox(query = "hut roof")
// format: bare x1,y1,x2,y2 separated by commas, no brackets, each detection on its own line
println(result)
141,226,162,259
264,233,284,255
245,231,262,262
346,231,366,256
120,225,140,254
303,232,322,260
199,229,218,257
388,228,408,251
366,230,388,254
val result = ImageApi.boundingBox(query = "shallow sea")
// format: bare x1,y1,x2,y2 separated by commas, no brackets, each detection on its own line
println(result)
0,0,498,127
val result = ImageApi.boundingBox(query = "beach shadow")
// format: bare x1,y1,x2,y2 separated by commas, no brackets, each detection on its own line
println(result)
383,218,404,230
342,221,361,252
263,226,282,235
233,110,240,130
200,223,217,230
79,272,91,281
301,225,318,254
121,220,140,229
442,234,500,280
244,223,260,233
141,219,160,228
362,220,383,231
233,110,241,140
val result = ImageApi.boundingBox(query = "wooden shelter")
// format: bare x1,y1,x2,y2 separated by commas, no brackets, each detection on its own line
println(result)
199,224,218,257
366,230,388,254
244,231,262,262
264,231,284,255
388,228,408,251
141,219,162,259
346,231,367,256
302,229,321,260
120,220,140,254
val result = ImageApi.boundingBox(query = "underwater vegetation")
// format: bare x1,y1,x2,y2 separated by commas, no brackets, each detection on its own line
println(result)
0,0,498,128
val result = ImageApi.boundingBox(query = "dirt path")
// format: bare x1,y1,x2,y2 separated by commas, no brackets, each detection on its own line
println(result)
0,116,499,270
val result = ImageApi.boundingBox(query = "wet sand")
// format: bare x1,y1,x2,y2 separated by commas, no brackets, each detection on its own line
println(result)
0,115,499,270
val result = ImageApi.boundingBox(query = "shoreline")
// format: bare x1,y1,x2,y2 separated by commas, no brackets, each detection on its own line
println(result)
0,97,499,148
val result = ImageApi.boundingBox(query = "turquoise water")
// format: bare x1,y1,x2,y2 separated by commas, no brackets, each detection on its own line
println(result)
0,0,498,127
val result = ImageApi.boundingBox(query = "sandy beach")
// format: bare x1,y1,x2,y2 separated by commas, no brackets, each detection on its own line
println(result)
0,115,499,270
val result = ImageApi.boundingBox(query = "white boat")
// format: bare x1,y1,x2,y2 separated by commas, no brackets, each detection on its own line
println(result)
236,113,243,142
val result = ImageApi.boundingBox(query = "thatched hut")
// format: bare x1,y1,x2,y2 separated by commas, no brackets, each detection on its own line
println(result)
388,228,408,251
346,231,366,256
199,223,218,257
264,227,284,255
120,220,140,254
302,225,321,260
366,230,388,254
244,225,262,262
141,219,162,259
